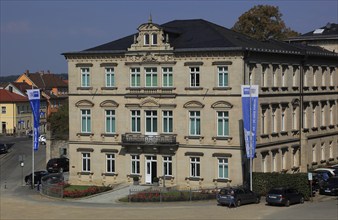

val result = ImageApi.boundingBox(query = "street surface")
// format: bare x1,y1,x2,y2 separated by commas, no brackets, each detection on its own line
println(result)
1,136,337,220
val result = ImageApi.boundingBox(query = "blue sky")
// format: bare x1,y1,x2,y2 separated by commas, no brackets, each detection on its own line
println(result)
1,0,337,76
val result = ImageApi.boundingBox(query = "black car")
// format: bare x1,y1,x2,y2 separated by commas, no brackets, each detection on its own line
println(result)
266,187,304,207
25,170,49,185
46,157,69,173
319,177,338,196
0,143,8,154
216,187,261,207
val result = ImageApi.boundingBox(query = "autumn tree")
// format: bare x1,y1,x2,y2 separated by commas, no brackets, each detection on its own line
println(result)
48,102,69,140
232,5,299,40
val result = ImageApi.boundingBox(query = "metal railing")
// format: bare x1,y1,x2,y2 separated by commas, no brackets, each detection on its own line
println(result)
40,173,65,198
122,134,177,145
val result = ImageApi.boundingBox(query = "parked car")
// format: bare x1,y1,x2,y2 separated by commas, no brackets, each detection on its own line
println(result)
41,172,64,184
46,157,69,173
27,130,33,138
39,135,46,145
266,187,304,207
0,143,8,154
25,170,49,185
319,177,338,196
216,187,260,207
314,168,338,177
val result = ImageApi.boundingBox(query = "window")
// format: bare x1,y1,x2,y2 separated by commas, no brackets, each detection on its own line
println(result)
312,144,316,162
189,111,200,135
293,149,299,167
162,67,173,87
190,67,200,87
312,106,317,128
329,105,334,125
303,106,308,128
217,111,229,136
105,110,115,133
130,68,140,87
273,66,278,87
329,141,333,158
281,151,286,170
82,153,91,172
105,68,115,87
262,154,267,173
81,68,90,87
321,105,325,126
292,107,297,130
190,157,200,177
262,65,268,87
282,66,287,87
261,108,267,134
292,66,298,87
313,69,317,87
1,107,6,114
145,110,157,133
152,34,157,45
81,109,91,133
131,110,141,132
272,108,277,133
131,155,140,174
163,156,172,176
321,143,325,161
272,153,277,172
145,68,157,87
218,66,228,87
329,69,334,86
218,158,228,179
144,34,149,45
281,108,286,131
162,111,173,133
106,154,115,173
322,69,326,87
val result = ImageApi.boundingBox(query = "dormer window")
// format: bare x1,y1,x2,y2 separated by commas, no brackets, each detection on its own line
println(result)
152,34,157,45
144,34,150,45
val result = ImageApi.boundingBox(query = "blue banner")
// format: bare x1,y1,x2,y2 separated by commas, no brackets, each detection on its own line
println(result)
27,89,40,151
241,85,259,159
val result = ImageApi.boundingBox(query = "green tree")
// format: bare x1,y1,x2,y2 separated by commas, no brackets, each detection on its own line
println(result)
48,101,69,140
232,5,299,40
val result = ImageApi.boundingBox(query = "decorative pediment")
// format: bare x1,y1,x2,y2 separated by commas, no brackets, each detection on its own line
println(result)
100,100,119,108
140,97,160,108
75,100,94,107
211,101,233,109
183,101,205,109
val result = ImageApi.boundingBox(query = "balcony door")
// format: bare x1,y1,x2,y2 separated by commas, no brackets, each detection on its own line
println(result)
145,155,157,184
145,111,157,135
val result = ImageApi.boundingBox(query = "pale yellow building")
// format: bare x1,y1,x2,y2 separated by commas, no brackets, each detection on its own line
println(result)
63,19,338,188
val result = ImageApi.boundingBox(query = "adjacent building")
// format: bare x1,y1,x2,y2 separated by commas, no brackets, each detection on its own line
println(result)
63,19,338,188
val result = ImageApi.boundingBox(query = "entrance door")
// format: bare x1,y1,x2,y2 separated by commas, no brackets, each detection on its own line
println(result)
145,156,157,184
2,122,6,133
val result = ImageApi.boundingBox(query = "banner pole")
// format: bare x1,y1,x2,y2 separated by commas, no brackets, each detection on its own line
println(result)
32,132,34,189
249,81,252,191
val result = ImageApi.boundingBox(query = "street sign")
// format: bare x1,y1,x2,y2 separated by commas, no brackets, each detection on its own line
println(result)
308,172,313,181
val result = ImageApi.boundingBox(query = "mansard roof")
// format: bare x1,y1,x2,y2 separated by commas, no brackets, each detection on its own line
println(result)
63,19,337,57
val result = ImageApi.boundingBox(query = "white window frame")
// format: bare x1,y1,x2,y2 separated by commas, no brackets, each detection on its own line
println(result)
162,110,173,133
105,110,115,134
131,110,141,133
218,66,228,87
189,111,200,136
218,158,229,179
217,111,229,136
1,107,6,114
105,68,115,87
81,109,91,133
81,68,90,87
131,155,140,174
163,156,172,176
144,34,149,45
145,67,158,87
281,108,286,131
82,153,91,172
130,68,141,87
106,154,115,173
145,110,157,134
151,34,157,45
190,67,200,87
162,67,173,87
190,157,200,177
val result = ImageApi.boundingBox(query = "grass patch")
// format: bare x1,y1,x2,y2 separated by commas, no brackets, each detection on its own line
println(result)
64,185,93,192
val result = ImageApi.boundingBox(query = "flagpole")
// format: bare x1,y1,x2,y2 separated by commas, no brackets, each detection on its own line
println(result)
32,131,34,189
249,76,252,191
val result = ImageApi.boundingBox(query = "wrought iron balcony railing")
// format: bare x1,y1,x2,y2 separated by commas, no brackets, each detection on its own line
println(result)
122,133,177,146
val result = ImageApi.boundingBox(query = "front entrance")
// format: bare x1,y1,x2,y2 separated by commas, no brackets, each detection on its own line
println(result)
145,155,157,184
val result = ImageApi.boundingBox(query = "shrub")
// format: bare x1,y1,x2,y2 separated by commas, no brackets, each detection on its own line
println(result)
133,176,139,182
63,185,112,198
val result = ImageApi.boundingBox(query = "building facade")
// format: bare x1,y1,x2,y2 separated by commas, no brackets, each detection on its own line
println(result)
63,19,338,188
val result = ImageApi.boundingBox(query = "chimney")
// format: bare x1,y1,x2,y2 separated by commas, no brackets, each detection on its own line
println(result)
25,70,29,75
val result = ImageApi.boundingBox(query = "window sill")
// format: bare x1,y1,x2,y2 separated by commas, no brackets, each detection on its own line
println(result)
185,177,203,181
212,87,232,90
184,136,204,140
101,87,117,90
212,136,233,141
101,133,119,138
213,178,231,183
102,173,118,177
77,87,93,90
77,133,94,137
77,172,93,175
185,87,204,91
160,176,175,181
260,134,269,138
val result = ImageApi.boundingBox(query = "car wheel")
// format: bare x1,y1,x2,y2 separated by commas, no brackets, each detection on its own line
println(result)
285,200,290,207
300,197,304,204
236,199,241,207
255,197,260,204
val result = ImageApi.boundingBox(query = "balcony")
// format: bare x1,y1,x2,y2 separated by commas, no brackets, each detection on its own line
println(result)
121,133,178,147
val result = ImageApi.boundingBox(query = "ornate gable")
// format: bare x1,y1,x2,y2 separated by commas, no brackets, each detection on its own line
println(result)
128,16,172,51
140,97,160,108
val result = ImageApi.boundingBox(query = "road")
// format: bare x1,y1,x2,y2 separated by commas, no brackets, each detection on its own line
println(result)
0,136,337,220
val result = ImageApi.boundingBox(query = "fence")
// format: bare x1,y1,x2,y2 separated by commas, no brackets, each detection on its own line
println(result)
41,173,65,198
128,186,218,202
